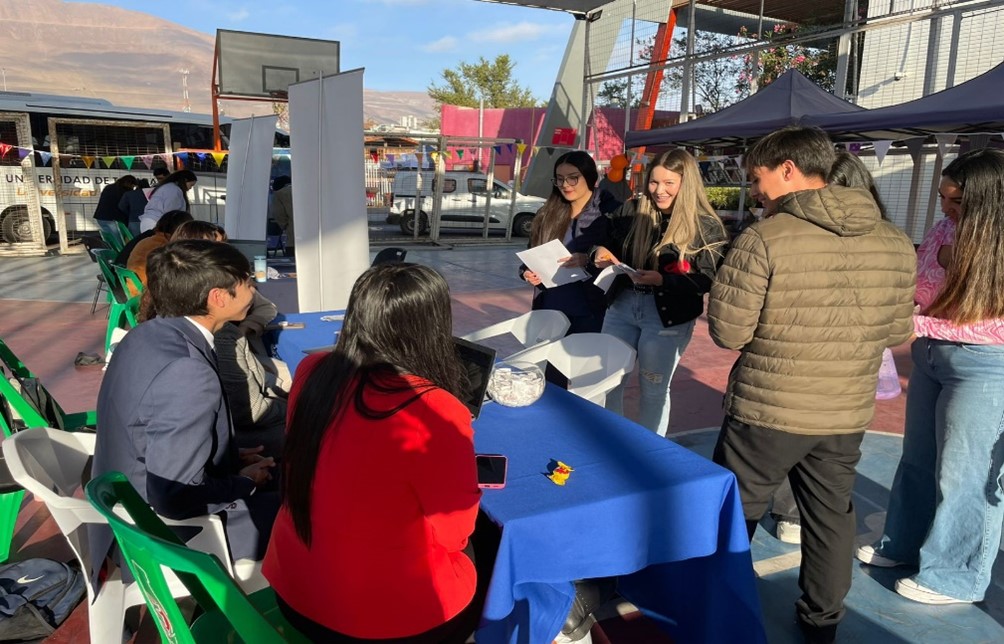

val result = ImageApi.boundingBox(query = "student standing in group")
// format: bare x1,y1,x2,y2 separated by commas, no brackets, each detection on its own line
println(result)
857,148,1004,606
593,149,728,436
708,126,916,643
117,178,150,237
521,151,619,334
139,169,197,232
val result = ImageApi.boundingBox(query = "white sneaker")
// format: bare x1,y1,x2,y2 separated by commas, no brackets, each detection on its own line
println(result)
856,545,907,568
895,577,974,605
776,520,801,545
554,632,592,644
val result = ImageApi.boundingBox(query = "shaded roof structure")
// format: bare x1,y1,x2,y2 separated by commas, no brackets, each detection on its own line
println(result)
624,69,863,147
804,60,1004,140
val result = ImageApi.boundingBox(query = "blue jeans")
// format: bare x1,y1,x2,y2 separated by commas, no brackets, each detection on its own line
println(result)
875,337,1004,601
601,291,695,436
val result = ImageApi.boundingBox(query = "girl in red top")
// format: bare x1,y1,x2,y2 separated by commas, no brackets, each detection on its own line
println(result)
263,263,482,643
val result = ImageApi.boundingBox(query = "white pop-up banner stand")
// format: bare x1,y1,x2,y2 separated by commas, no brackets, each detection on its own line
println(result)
224,114,278,240
287,68,369,313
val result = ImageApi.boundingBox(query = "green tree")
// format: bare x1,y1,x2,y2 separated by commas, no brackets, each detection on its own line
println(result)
596,79,642,108
737,23,837,95
665,31,747,113
427,54,541,109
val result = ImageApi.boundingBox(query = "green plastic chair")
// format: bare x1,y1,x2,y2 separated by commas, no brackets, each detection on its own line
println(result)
85,472,307,644
0,338,98,432
0,394,26,564
116,221,134,245
0,337,97,563
98,224,127,254
91,249,142,355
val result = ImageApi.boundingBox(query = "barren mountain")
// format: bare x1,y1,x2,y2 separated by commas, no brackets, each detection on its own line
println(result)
0,0,435,124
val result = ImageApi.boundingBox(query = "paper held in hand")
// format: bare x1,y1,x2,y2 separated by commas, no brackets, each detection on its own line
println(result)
516,239,592,288
594,263,639,293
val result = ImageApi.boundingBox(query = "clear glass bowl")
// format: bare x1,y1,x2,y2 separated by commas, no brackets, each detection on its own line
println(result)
487,361,545,407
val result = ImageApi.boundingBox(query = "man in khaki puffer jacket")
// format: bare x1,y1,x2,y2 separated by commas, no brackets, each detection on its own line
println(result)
708,127,915,644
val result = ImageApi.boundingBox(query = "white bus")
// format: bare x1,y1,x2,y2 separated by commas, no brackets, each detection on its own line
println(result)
0,91,287,254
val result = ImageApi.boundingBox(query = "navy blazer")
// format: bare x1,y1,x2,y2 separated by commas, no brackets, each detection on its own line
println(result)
93,316,255,517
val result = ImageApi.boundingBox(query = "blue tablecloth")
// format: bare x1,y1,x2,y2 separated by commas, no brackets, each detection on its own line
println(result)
272,310,345,375
473,387,765,644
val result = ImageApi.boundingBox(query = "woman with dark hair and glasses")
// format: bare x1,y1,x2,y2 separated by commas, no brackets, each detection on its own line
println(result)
263,263,482,643
520,150,621,334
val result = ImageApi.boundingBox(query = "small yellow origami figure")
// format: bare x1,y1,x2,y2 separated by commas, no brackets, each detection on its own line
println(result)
548,461,574,486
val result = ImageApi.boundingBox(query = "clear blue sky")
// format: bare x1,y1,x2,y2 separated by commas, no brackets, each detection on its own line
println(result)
70,0,574,100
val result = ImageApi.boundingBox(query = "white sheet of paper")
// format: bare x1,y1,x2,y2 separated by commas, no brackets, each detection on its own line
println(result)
593,263,639,293
516,239,591,289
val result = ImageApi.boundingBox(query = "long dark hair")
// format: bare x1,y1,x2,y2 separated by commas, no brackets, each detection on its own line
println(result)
926,148,1004,323
283,263,466,545
150,169,197,208
828,150,888,219
530,150,598,247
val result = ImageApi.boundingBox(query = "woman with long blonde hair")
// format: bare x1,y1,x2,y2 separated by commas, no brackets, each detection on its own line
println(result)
521,150,621,334
594,149,727,435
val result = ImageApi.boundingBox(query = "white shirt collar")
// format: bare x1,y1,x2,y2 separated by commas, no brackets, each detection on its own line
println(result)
184,317,216,349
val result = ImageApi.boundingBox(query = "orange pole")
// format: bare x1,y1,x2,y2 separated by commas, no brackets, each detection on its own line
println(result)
631,7,678,174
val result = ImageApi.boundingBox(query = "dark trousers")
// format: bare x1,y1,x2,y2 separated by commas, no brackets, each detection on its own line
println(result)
713,416,863,637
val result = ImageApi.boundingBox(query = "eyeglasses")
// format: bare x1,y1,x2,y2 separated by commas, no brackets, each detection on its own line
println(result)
551,175,581,187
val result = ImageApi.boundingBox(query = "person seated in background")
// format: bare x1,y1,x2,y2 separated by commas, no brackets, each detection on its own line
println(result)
140,220,289,456
92,240,279,574
264,263,483,643
268,175,294,255
124,210,193,290
118,178,150,237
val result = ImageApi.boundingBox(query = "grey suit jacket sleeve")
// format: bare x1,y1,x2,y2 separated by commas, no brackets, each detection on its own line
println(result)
143,357,254,518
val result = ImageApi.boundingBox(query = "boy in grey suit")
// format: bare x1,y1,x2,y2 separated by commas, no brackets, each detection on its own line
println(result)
92,240,277,567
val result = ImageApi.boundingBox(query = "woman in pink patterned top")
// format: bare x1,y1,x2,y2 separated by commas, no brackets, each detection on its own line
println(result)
857,148,1004,605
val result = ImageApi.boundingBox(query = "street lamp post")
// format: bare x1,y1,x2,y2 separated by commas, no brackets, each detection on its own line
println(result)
1,68,7,92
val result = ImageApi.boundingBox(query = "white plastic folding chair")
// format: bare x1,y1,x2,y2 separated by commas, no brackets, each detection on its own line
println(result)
503,333,636,405
460,310,571,349
2,428,265,644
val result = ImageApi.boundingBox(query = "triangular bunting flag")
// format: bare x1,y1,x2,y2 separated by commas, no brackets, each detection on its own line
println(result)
969,133,991,150
904,138,925,164
386,153,395,164
369,151,378,163
140,155,154,169
456,149,464,159
17,148,31,161
931,132,955,158
872,141,893,166
38,151,52,165
196,152,208,161
429,152,438,162
848,143,862,155
493,145,502,155
545,147,554,155
82,155,95,169
0,143,11,157
176,152,189,168
516,143,527,155
507,143,514,154
736,155,744,168
102,156,117,169
120,155,136,170
212,152,227,167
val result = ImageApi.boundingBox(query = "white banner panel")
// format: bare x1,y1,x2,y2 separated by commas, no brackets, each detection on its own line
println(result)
288,69,369,313
224,114,278,240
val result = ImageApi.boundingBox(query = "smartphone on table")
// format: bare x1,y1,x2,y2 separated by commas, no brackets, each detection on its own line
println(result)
476,454,508,490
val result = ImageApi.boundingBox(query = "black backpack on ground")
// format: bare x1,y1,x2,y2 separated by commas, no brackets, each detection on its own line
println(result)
0,559,85,641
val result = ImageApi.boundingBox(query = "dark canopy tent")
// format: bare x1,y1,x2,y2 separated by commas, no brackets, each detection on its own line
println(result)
624,69,865,148
805,60,1004,140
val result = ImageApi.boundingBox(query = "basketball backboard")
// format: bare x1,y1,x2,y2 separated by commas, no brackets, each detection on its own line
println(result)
215,30,340,99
